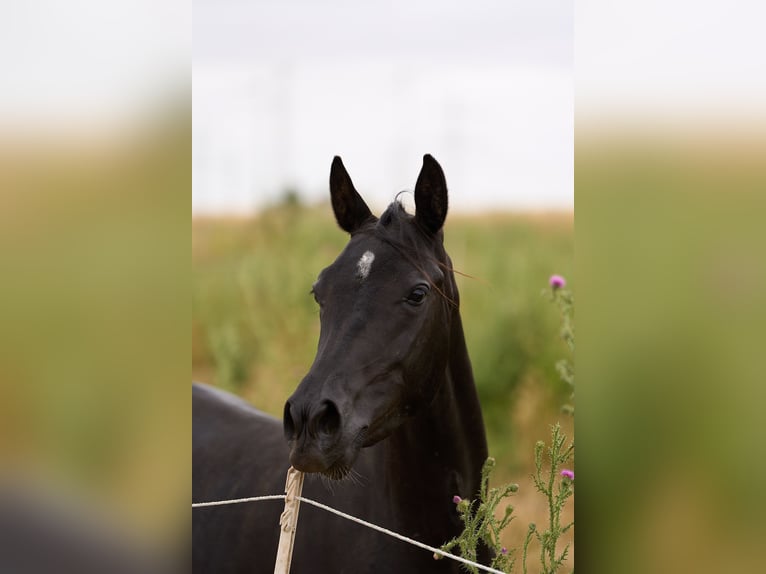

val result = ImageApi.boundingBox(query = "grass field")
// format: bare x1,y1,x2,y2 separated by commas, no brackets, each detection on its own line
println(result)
193,203,572,452
192,200,574,568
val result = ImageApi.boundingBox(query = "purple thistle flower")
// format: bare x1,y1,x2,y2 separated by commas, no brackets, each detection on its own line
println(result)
561,469,574,480
501,547,508,555
549,274,566,289
452,495,462,504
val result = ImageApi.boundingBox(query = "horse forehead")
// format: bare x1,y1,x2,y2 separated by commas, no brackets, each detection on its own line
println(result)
340,237,390,269
322,233,435,285
347,236,425,273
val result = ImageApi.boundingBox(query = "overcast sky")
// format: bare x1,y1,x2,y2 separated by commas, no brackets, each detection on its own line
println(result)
193,0,574,214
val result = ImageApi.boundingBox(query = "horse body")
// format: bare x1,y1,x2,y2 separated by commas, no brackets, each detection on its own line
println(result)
193,155,489,573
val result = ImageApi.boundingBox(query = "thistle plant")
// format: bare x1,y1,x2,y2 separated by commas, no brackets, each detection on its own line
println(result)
542,275,574,415
522,424,574,574
440,275,575,573
438,457,520,573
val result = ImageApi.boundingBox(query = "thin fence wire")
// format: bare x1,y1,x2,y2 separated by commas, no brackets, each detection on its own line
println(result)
192,494,286,508
192,494,506,574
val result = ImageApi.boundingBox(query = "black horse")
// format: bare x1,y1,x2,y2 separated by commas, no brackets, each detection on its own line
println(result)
193,155,490,573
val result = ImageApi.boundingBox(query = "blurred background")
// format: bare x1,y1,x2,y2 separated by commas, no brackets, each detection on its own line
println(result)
577,1,766,573
192,0,574,563
0,1,188,572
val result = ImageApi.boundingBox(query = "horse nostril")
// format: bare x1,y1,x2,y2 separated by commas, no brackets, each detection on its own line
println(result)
316,400,341,437
285,399,341,441
283,401,297,440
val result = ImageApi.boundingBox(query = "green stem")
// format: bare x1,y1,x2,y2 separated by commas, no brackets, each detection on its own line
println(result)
546,428,558,572
522,524,536,574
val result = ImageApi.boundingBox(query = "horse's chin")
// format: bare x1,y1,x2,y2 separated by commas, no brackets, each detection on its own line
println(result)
318,419,403,480
318,446,362,480
293,420,396,480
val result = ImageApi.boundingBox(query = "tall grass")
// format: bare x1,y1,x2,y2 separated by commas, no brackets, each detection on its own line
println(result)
192,200,573,466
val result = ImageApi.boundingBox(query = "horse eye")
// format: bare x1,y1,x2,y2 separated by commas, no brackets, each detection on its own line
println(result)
405,285,429,306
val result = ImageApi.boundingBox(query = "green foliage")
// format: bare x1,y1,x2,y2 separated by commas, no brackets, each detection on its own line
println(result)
439,424,574,574
439,457,520,573
192,206,573,458
522,424,574,574
438,282,575,573
208,322,248,391
193,209,576,572
519,285,575,573
452,219,574,458
543,285,575,414
192,205,347,415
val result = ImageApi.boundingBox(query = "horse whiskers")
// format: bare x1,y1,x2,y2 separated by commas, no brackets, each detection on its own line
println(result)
318,473,337,494
326,464,350,482
339,466,365,487
315,463,367,489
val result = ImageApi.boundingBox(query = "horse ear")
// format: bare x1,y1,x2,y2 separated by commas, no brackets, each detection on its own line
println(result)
414,154,448,235
330,156,374,234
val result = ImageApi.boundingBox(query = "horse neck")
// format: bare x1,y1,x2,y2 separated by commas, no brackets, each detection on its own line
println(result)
382,308,489,522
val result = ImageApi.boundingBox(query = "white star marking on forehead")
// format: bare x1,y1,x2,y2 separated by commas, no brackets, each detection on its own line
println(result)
356,250,375,281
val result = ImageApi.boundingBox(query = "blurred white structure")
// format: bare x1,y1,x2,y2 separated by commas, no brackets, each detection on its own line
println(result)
193,0,573,214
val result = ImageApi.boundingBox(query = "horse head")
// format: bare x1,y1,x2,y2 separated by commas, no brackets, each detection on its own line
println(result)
283,155,459,478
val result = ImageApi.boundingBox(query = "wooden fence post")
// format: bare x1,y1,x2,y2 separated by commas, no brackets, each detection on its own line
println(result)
273,466,305,574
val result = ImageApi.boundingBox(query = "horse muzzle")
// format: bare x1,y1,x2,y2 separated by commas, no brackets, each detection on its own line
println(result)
283,398,361,476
